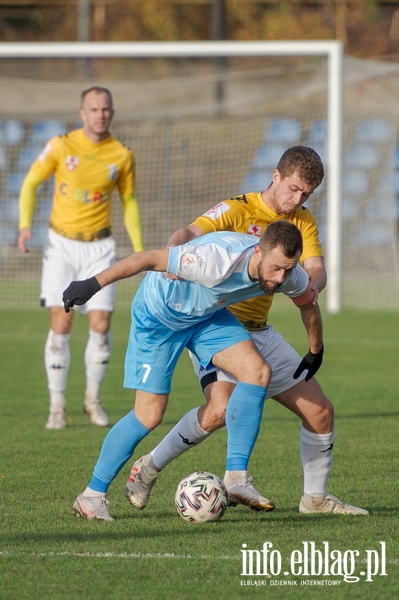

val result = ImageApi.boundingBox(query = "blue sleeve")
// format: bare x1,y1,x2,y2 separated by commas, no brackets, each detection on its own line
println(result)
278,264,309,297
166,246,179,274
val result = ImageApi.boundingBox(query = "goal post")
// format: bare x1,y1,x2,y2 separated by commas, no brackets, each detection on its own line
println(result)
0,40,344,311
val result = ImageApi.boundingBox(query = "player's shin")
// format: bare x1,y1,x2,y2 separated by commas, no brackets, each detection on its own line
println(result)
300,425,335,496
84,330,111,426
225,382,267,472
88,411,151,493
223,382,275,511
44,330,70,428
151,407,211,470
45,329,71,401
84,330,111,392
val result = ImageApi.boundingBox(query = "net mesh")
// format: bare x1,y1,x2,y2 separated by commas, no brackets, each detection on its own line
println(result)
1,52,399,310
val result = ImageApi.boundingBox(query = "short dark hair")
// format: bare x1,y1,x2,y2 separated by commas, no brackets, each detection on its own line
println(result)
81,86,113,108
276,146,324,189
259,220,303,258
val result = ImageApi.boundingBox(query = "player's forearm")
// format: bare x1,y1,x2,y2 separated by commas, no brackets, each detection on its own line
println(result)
95,249,169,288
167,225,203,247
303,259,327,292
308,268,327,292
299,302,324,354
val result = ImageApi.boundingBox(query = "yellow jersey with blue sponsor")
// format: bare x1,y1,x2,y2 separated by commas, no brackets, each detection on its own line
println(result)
28,128,136,241
192,193,323,330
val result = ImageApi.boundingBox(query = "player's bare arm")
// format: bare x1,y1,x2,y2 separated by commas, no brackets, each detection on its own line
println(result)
298,301,323,354
166,224,204,247
302,256,327,292
17,227,32,253
96,248,169,287
292,300,324,382
63,248,170,312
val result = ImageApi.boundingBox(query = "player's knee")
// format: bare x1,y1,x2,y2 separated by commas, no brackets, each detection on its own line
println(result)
134,397,167,431
243,360,271,387
322,397,334,430
141,412,164,431
306,396,334,433
260,361,272,387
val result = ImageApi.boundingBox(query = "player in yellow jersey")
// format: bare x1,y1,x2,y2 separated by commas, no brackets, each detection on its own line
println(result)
17,86,144,430
126,146,368,516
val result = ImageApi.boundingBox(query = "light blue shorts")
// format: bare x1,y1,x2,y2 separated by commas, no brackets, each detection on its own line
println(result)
123,288,251,394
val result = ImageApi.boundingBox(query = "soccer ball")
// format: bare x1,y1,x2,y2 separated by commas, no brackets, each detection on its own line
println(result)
175,471,228,523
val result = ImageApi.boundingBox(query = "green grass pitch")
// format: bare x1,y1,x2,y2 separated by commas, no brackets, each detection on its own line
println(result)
0,301,398,599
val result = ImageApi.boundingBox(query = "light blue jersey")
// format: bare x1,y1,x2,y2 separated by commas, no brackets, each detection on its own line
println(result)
141,231,309,331
125,231,309,393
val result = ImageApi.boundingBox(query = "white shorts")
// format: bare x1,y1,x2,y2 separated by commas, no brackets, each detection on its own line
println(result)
40,229,116,313
190,325,306,398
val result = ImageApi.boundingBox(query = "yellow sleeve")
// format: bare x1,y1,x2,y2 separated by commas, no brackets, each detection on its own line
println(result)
121,193,144,252
18,170,46,230
298,216,324,262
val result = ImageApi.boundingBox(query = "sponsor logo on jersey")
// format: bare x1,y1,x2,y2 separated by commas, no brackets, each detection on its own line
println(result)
182,253,196,265
65,155,79,171
231,194,248,203
61,185,111,204
39,142,52,162
247,224,263,237
203,202,230,220
109,164,118,181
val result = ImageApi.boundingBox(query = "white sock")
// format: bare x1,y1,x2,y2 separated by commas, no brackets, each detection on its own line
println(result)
151,407,211,470
83,487,105,497
223,470,247,483
45,330,70,408
49,391,66,412
300,425,335,497
84,330,111,398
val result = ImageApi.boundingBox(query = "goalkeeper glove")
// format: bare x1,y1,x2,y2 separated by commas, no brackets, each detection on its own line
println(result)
63,276,101,313
293,346,324,382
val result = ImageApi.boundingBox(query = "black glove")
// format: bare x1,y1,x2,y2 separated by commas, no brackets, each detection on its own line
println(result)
293,346,324,382
63,276,101,313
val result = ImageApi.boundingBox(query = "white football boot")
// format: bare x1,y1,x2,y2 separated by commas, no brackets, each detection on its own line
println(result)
72,494,114,521
223,471,276,512
84,396,110,427
299,493,368,515
125,454,160,509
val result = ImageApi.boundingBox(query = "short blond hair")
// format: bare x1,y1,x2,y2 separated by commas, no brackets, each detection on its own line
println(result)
81,86,113,108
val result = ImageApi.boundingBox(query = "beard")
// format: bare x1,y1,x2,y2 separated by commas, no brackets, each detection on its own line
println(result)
258,270,278,295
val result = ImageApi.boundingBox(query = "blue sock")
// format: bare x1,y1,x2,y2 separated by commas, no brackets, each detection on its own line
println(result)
88,411,150,493
226,381,267,471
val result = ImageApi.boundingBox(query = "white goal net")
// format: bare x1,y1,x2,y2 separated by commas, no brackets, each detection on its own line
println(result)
0,42,398,311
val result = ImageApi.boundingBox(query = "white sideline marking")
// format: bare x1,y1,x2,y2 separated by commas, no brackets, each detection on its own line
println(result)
0,550,238,560
0,551,398,564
